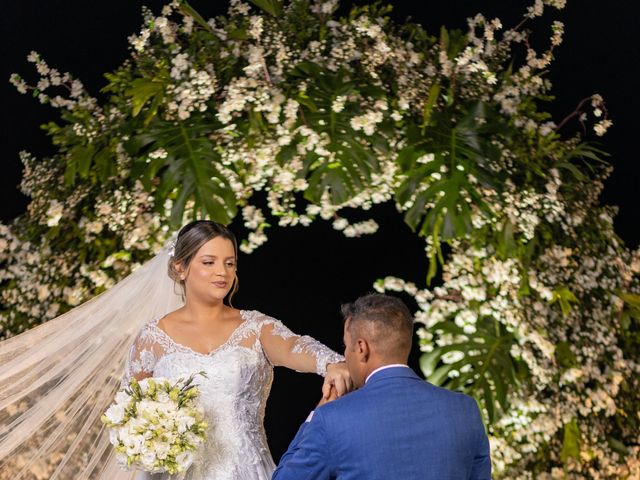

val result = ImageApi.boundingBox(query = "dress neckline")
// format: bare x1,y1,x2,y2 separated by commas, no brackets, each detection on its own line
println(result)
151,309,250,356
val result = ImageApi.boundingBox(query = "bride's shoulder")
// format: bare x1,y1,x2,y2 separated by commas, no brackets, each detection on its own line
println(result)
240,309,280,326
156,310,181,331
135,312,174,340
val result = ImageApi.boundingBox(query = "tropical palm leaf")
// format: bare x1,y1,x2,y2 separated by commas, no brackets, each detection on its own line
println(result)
420,315,522,424
126,116,237,226
288,61,384,204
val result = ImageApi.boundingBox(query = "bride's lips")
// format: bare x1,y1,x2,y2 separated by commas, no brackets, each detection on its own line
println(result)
212,281,227,288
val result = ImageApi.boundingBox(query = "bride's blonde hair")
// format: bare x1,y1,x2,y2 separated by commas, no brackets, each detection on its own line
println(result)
168,220,240,305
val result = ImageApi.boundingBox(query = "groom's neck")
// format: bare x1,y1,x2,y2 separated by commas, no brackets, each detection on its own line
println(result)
361,357,408,382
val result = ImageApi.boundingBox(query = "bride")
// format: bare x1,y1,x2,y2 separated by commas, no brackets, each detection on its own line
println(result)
127,220,351,479
0,220,351,480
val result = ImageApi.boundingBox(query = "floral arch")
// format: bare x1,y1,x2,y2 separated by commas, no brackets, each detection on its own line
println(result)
1,0,639,477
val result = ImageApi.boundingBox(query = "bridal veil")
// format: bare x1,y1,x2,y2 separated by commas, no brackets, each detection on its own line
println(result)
0,247,183,479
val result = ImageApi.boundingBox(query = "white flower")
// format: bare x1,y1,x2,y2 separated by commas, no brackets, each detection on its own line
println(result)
36,285,50,301
85,220,104,234
171,53,190,79
442,350,465,364
176,451,194,470
155,391,170,404
114,390,132,405
140,450,157,469
154,441,170,460
332,218,348,230
104,403,126,424
176,412,196,433
594,119,612,136
248,15,264,39
45,200,64,227
382,276,404,292
149,148,169,160
350,110,383,135
331,95,346,113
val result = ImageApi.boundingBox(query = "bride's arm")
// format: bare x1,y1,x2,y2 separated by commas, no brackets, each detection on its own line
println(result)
121,326,161,385
259,320,353,395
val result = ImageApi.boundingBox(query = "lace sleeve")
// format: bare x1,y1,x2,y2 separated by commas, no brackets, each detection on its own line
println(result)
121,323,163,386
258,316,344,376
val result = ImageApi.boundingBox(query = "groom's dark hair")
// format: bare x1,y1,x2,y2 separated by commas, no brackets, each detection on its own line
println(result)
341,293,413,360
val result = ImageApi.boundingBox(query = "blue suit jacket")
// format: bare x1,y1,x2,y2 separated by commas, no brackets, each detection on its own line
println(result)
273,366,491,480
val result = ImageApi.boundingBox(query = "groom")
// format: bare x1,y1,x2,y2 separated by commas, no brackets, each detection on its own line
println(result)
273,293,491,479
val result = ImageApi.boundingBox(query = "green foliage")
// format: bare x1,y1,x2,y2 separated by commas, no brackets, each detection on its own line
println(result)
420,316,522,423
247,0,283,16
561,418,581,464
550,286,579,317
125,116,237,225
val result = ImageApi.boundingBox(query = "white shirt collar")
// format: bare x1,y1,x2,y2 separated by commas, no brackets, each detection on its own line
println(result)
365,364,410,384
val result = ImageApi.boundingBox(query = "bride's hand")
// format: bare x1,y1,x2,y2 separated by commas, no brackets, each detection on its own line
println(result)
323,362,353,398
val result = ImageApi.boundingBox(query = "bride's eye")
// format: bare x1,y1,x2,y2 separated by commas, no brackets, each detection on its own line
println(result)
203,261,214,266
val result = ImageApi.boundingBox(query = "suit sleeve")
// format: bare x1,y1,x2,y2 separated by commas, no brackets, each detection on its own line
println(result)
468,398,492,480
272,410,333,480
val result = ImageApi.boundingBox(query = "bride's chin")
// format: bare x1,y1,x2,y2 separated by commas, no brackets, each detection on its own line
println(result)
209,290,231,301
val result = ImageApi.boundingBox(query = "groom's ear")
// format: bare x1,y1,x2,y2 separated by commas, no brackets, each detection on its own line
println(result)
355,338,370,363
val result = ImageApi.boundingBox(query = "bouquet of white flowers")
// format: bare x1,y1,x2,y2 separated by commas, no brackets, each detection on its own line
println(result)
102,372,208,475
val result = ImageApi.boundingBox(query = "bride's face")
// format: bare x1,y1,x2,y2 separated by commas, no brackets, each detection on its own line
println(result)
181,236,237,303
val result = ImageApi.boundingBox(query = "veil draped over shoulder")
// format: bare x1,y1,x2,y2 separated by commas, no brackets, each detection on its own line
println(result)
0,247,183,479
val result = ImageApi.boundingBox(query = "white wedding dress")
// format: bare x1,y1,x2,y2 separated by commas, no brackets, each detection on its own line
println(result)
123,310,343,480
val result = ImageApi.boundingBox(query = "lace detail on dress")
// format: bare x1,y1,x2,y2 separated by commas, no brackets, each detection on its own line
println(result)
139,349,157,371
292,335,345,376
266,320,298,340
121,322,165,386
251,312,345,376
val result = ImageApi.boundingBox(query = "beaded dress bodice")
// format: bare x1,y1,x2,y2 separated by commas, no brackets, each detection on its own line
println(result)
122,310,343,480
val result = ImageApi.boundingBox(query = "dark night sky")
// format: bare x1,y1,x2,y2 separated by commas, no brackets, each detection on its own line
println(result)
1,0,639,460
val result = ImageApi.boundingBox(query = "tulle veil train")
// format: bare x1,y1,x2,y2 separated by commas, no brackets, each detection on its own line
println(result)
0,247,183,479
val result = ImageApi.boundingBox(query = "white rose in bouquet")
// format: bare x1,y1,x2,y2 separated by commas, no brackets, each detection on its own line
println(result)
102,372,208,475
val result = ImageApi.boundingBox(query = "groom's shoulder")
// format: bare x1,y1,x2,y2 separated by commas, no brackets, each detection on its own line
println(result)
312,388,367,422
316,378,478,418
423,382,479,409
